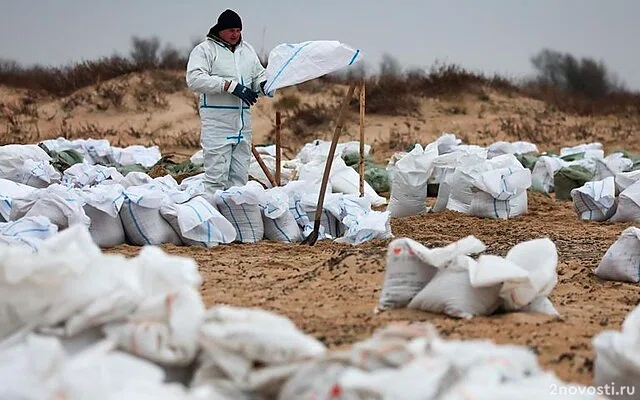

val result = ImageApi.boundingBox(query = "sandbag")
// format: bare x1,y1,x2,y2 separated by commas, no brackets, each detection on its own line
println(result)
0,216,58,251
593,305,640,399
215,182,266,243
615,169,640,193
9,184,91,230
387,143,438,218
79,184,126,248
377,236,486,311
161,195,236,247
595,227,640,283
610,179,640,222
408,256,503,319
261,187,303,243
531,155,567,193
194,305,326,394
447,154,531,219
0,144,61,188
335,195,392,245
554,164,596,200
62,163,124,188
0,178,37,221
119,184,182,246
570,176,617,221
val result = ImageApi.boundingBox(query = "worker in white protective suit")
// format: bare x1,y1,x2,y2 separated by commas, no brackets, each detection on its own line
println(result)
186,9,269,200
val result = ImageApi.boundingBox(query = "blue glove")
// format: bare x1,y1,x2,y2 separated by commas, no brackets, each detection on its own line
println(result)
227,81,258,107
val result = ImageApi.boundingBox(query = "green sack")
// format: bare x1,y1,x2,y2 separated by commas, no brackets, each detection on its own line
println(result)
365,167,390,194
560,152,585,162
516,152,539,171
553,165,595,200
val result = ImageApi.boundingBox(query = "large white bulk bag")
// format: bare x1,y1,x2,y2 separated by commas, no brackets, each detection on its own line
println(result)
160,195,236,247
387,143,439,218
595,227,640,283
215,181,266,243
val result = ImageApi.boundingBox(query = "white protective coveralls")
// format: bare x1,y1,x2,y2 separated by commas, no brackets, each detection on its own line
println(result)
186,35,267,198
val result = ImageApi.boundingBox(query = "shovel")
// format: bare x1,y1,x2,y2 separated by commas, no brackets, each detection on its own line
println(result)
301,82,357,246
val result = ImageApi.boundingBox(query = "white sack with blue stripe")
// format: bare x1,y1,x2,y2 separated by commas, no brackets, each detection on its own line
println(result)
570,176,617,221
335,194,392,245
78,184,126,248
0,144,61,188
9,184,90,230
0,216,58,250
108,144,162,168
215,181,266,243
61,163,124,188
595,227,640,283
160,195,236,247
387,142,439,218
281,181,328,240
447,154,531,219
119,183,182,246
263,40,362,95
0,178,37,222
261,187,302,243
301,192,345,239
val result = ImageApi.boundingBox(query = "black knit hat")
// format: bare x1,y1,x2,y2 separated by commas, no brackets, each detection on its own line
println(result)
211,9,242,34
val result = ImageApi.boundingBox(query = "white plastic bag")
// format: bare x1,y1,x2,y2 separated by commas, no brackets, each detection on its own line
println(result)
387,143,439,217
215,181,266,243
531,155,567,193
595,227,640,283
263,40,361,95
161,195,236,247
570,176,617,221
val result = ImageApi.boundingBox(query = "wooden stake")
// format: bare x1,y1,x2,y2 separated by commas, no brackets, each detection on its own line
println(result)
275,111,282,186
251,144,278,188
359,79,366,198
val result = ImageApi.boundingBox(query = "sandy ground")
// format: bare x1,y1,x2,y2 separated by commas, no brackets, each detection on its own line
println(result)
4,75,640,386
111,192,638,385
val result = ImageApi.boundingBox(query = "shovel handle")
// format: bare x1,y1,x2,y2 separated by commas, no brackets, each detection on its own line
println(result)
311,83,358,235
251,144,278,188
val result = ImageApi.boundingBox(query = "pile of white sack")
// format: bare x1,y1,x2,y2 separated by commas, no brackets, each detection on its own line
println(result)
377,235,559,319
0,225,607,398
0,139,393,249
386,134,533,220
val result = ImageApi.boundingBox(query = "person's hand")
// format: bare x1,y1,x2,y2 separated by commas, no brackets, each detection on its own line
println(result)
226,81,258,106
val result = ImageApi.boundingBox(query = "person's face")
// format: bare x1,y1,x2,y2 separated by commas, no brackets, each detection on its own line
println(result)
219,28,241,45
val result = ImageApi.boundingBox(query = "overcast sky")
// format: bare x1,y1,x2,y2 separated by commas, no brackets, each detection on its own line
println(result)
1,0,638,89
